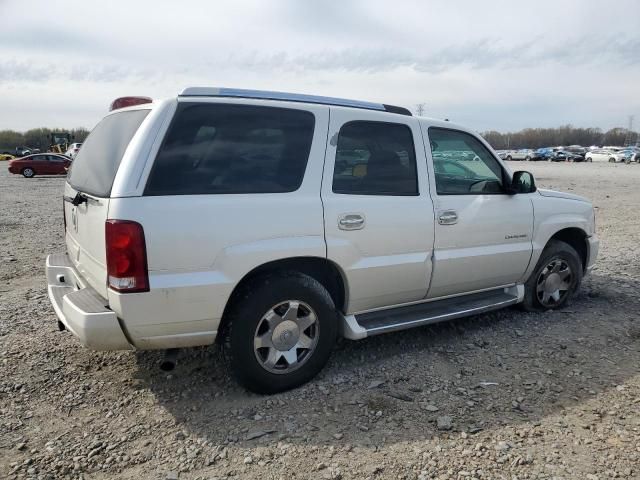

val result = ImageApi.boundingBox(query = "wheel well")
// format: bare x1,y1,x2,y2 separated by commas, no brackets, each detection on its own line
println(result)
549,228,588,270
217,257,347,342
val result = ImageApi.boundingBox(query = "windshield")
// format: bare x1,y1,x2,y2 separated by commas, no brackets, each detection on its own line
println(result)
68,109,149,197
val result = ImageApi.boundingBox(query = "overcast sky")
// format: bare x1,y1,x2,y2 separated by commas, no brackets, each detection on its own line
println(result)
0,0,639,132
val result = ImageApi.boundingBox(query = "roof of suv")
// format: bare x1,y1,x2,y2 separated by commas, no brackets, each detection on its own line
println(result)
179,87,412,116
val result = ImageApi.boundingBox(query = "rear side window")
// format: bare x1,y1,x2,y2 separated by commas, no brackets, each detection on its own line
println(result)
68,109,149,197
332,121,418,196
144,103,315,195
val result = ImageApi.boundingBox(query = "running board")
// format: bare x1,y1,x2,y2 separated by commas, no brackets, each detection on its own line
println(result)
341,286,523,340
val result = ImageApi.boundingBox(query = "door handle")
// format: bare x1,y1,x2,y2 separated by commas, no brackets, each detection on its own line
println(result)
438,210,458,225
338,214,365,230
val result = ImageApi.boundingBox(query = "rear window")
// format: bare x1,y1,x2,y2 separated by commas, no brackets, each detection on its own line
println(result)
68,109,149,197
144,103,315,196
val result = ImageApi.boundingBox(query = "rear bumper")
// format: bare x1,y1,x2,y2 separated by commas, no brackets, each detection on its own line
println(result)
46,253,133,350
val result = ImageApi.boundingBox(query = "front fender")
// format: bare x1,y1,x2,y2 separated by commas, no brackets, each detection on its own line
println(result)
522,195,594,281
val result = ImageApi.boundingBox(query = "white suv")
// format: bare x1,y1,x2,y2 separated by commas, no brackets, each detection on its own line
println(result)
46,88,599,393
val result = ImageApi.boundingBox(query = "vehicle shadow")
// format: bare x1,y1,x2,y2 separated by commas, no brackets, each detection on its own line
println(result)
133,272,639,451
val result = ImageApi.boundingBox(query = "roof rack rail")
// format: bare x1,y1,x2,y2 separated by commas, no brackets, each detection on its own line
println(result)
179,87,412,116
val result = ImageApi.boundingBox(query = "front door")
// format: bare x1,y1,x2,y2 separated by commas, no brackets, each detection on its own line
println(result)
424,126,534,298
322,108,435,313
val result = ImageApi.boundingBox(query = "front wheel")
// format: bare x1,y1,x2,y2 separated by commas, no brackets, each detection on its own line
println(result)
22,167,35,178
521,240,583,312
224,272,338,393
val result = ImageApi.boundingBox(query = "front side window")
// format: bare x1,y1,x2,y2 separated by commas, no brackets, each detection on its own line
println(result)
429,127,505,195
145,103,315,195
332,121,418,196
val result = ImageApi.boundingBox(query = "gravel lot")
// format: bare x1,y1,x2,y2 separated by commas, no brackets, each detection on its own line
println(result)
1,162,639,480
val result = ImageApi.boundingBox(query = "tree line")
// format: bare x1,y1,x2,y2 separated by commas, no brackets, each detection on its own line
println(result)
481,125,639,150
2,124,638,154
0,128,90,153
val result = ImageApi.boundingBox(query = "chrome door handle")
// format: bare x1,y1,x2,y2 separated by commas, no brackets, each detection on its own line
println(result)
338,214,365,230
438,210,458,225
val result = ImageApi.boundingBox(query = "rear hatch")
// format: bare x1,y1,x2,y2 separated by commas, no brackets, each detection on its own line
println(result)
64,109,150,298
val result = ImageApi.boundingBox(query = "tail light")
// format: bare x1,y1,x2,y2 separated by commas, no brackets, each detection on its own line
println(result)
105,220,149,293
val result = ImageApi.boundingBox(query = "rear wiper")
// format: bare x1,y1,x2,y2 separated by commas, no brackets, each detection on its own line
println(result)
63,191,88,206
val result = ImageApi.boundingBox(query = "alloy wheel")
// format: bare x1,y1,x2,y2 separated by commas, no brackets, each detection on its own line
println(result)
536,258,573,307
253,300,319,374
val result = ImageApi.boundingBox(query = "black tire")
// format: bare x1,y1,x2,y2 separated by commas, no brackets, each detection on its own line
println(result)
506,156,512,161
586,157,593,162
21,167,35,178
525,156,531,161
224,271,338,394
608,157,615,163
521,240,583,312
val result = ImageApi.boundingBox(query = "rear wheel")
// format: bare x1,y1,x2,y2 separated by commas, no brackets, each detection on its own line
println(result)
522,240,583,312
21,167,35,178
608,157,616,163
586,157,592,162
506,156,512,161
224,272,338,393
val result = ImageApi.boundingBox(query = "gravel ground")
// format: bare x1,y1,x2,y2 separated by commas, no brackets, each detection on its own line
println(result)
1,161,639,480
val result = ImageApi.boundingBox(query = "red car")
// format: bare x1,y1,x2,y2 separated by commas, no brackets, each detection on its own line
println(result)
7,154,71,178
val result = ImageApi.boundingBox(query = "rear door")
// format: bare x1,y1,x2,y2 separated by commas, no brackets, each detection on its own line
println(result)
31,154,49,174
322,108,435,313
424,126,534,298
64,108,150,297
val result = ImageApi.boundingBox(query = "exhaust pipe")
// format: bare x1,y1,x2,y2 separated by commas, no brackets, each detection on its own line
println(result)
160,348,179,372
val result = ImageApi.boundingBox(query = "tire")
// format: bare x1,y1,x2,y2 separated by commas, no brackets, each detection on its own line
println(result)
22,167,35,178
506,156,512,161
224,271,338,394
525,156,531,161
608,157,615,163
521,240,583,312
586,157,592,162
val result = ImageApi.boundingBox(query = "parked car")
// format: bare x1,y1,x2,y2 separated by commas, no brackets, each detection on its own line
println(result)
550,150,583,162
0,153,15,161
495,150,509,160
530,147,554,161
45,88,598,393
563,145,587,161
7,153,72,177
64,143,83,159
505,149,534,161
584,149,617,162
610,148,640,164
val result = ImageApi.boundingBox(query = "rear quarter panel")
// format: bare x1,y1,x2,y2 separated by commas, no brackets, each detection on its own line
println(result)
107,100,330,348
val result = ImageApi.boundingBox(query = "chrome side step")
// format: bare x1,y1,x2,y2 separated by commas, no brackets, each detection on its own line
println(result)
341,286,522,340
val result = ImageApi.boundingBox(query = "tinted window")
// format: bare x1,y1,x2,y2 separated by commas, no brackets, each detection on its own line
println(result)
429,127,505,195
68,109,149,197
332,121,418,196
144,103,315,195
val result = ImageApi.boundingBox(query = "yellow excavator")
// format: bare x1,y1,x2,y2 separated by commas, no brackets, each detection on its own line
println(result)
48,132,74,155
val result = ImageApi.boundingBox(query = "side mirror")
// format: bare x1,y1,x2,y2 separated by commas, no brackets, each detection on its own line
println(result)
509,170,536,194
